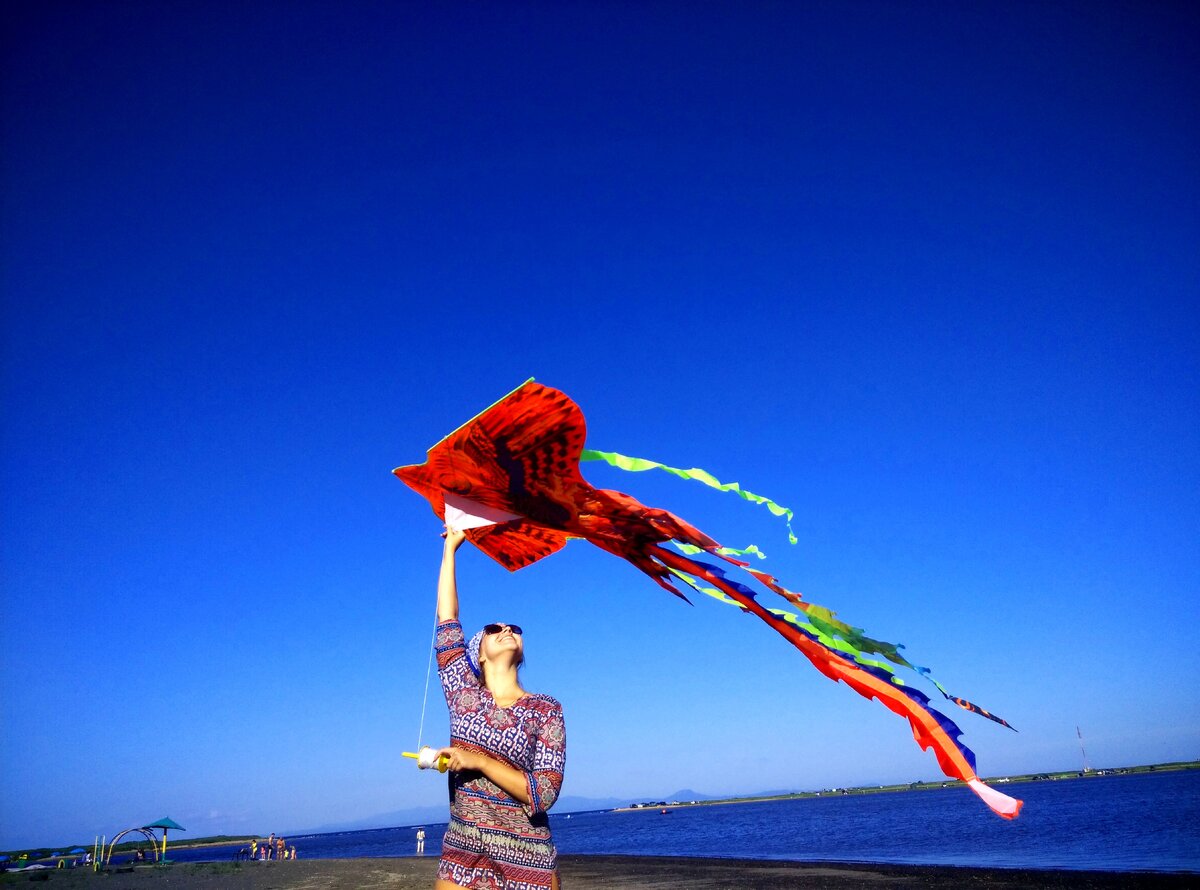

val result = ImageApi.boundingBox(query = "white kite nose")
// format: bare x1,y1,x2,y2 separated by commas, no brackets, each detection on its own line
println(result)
442,491,524,531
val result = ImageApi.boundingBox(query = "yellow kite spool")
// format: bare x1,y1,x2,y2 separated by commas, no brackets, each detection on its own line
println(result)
402,746,449,773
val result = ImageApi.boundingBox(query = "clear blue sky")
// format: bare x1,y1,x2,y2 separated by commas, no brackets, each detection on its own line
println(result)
2,1,1197,850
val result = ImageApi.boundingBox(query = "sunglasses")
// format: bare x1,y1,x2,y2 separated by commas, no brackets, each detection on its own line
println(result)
483,623,523,636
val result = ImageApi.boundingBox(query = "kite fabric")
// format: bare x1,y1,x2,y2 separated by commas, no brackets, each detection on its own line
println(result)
394,380,1022,819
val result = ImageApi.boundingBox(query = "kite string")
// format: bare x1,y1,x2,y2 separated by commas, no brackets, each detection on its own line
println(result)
415,602,438,750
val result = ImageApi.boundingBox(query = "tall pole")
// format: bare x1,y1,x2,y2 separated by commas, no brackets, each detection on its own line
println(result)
1077,725,1090,773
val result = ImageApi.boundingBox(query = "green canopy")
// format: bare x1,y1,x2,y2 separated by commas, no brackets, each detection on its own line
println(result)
144,818,185,831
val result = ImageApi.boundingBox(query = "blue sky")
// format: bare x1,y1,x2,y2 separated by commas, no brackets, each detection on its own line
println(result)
2,1,1197,850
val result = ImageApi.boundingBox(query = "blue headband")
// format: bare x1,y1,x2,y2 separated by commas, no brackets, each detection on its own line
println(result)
465,629,485,678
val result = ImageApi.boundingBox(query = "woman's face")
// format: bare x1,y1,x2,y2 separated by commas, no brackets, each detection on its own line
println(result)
480,623,523,665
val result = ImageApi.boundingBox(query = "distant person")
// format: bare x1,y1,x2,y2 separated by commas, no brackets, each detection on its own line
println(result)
276,837,286,860
250,839,258,859
430,527,566,890
416,827,426,855
289,846,297,859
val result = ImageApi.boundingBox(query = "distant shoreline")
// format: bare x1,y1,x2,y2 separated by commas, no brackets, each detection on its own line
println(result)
611,759,1200,812
1,836,261,865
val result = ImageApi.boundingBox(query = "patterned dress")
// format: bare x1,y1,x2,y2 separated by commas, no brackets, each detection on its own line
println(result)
436,620,566,890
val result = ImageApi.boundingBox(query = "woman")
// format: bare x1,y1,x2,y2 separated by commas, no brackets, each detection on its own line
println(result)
433,528,566,890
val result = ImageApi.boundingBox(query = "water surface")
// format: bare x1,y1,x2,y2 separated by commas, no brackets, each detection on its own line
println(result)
156,770,1200,873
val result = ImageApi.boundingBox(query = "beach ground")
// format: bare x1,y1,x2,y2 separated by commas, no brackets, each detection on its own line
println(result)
3,856,1192,889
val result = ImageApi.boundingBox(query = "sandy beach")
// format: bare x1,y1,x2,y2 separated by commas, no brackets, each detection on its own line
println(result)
4,856,1191,889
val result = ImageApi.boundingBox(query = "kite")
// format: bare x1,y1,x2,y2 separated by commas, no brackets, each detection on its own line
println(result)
394,380,1022,819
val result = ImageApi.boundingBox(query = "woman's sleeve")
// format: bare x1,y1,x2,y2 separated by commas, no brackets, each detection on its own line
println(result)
436,620,475,699
523,701,566,817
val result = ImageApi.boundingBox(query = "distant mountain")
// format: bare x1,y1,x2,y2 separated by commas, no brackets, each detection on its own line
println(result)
727,788,804,799
286,804,450,835
666,789,720,802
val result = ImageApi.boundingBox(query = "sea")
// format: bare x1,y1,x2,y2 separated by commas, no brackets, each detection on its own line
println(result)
150,770,1198,873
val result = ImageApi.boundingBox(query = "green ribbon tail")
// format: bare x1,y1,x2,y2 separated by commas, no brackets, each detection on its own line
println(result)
582,448,798,544
672,541,767,560
665,568,901,678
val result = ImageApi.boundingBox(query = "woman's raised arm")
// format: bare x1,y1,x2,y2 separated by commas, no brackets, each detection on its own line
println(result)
437,528,467,622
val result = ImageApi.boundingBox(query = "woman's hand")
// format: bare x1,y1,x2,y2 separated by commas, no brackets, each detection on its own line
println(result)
437,745,485,773
442,526,467,552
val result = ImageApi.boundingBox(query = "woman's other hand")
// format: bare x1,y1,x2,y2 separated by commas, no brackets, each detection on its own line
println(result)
438,745,484,773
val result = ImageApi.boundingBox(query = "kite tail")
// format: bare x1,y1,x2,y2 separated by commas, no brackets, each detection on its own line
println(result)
652,546,1023,820
736,562,1017,732
585,448,1015,732
582,448,798,544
